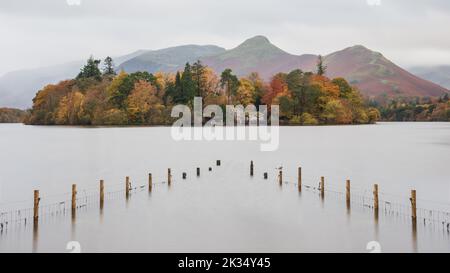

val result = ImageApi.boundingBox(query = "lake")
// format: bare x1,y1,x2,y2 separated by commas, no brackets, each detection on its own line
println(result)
0,122,449,252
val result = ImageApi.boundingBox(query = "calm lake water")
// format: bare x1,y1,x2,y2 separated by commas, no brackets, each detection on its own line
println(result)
0,122,449,252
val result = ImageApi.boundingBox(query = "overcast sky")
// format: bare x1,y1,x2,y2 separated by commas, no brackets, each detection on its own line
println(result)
1,0,450,75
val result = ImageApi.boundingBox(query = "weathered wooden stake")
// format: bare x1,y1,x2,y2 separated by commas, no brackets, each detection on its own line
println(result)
373,184,379,211
71,184,77,211
197,167,200,177
320,176,325,197
278,170,283,185
209,167,212,171
346,180,351,204
298,167,302,192
148,173,152,192
168,168,172,186
183,172,187,179
126,176,130,197
250,161,254,176
411,189,417,220
264,172,268,179
216,160,221,166
100,180,104,208
33,190,39,221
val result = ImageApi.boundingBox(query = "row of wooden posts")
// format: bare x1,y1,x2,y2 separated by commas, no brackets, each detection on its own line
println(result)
251,161,418,221
32,160,223,222
31,159,417,223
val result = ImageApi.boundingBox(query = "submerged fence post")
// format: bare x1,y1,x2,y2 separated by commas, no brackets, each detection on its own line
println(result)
320,176,325,197
216,160,221,166
168,168,172,186
197,167,200,177
373,184,379,211
346,180,351,205
100,180,104,208
411,189,417,220
126,176,130,198
148,173,152,192
33,190,39,221
72,184,77,212
250,161,254,176
298,167,302,192
278,170,283,185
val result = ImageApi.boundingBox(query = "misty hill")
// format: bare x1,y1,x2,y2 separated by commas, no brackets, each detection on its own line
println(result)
201,36,317,80
0,50,146,109
410,65,450,90
118,45,226,73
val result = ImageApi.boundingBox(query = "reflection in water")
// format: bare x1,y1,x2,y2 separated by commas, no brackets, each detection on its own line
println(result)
374,208,379,240
32,220,38,253
412,218,418,252
71,209,76,240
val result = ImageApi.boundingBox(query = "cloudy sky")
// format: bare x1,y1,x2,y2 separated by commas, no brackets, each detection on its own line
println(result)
1,0,450,75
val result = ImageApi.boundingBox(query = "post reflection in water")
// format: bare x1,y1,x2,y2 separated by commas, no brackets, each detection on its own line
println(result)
32,220,38,253
412,218,418,253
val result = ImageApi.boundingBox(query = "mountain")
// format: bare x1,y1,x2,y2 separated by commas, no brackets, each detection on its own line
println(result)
1,36,448,109
201,36,317,80
322,45,449,100
0,50,146,109
118,45,226,73
409,65,450,90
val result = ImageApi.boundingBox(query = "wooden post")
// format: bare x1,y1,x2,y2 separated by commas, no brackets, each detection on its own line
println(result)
320,176,325,197
346,180,351,204
168,168,171,186
125,176,130,198
250,161,254,176
197,167,200,177
100,180,104,208
71,184,77,211
33,190,39,221
208,167,212,171
278,170,283,185
264,172,268,179
298,167,302,192
148,173,152,192
183,172,187,179
216,160,221,166
411,189,417,220
373,184,379,211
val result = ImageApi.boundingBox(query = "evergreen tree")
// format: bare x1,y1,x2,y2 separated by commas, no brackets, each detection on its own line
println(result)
103,56,116,76
316,55,327,76
77,56,102,80
220,69,239,104
181,63,196,104
192,60,207,97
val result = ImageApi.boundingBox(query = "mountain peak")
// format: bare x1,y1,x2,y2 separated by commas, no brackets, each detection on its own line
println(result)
238,35,272,48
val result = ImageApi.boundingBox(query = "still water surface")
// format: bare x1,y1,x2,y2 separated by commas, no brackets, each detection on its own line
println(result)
0,122,449,252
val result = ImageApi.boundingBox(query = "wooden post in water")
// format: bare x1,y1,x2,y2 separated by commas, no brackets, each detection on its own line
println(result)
250,161,254,176
216,160,221,166
263,172,268,179
33,190,39,221
197,167,200,177
298,167,302,192
125,176,130,198
373,184,379,211
148,173,152,192
100,180,104,208
320,176,325,197
278,170,283,185
346,180,351,204
71,184,77,212
183,172,187,179
411,189,417,220
168,168,172,186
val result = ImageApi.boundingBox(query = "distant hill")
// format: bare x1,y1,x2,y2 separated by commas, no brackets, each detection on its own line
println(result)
0,50,146,109
409,65,450,90
322,45,449,101
1,35,448,109
201,36,317,80
118,45,226,73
